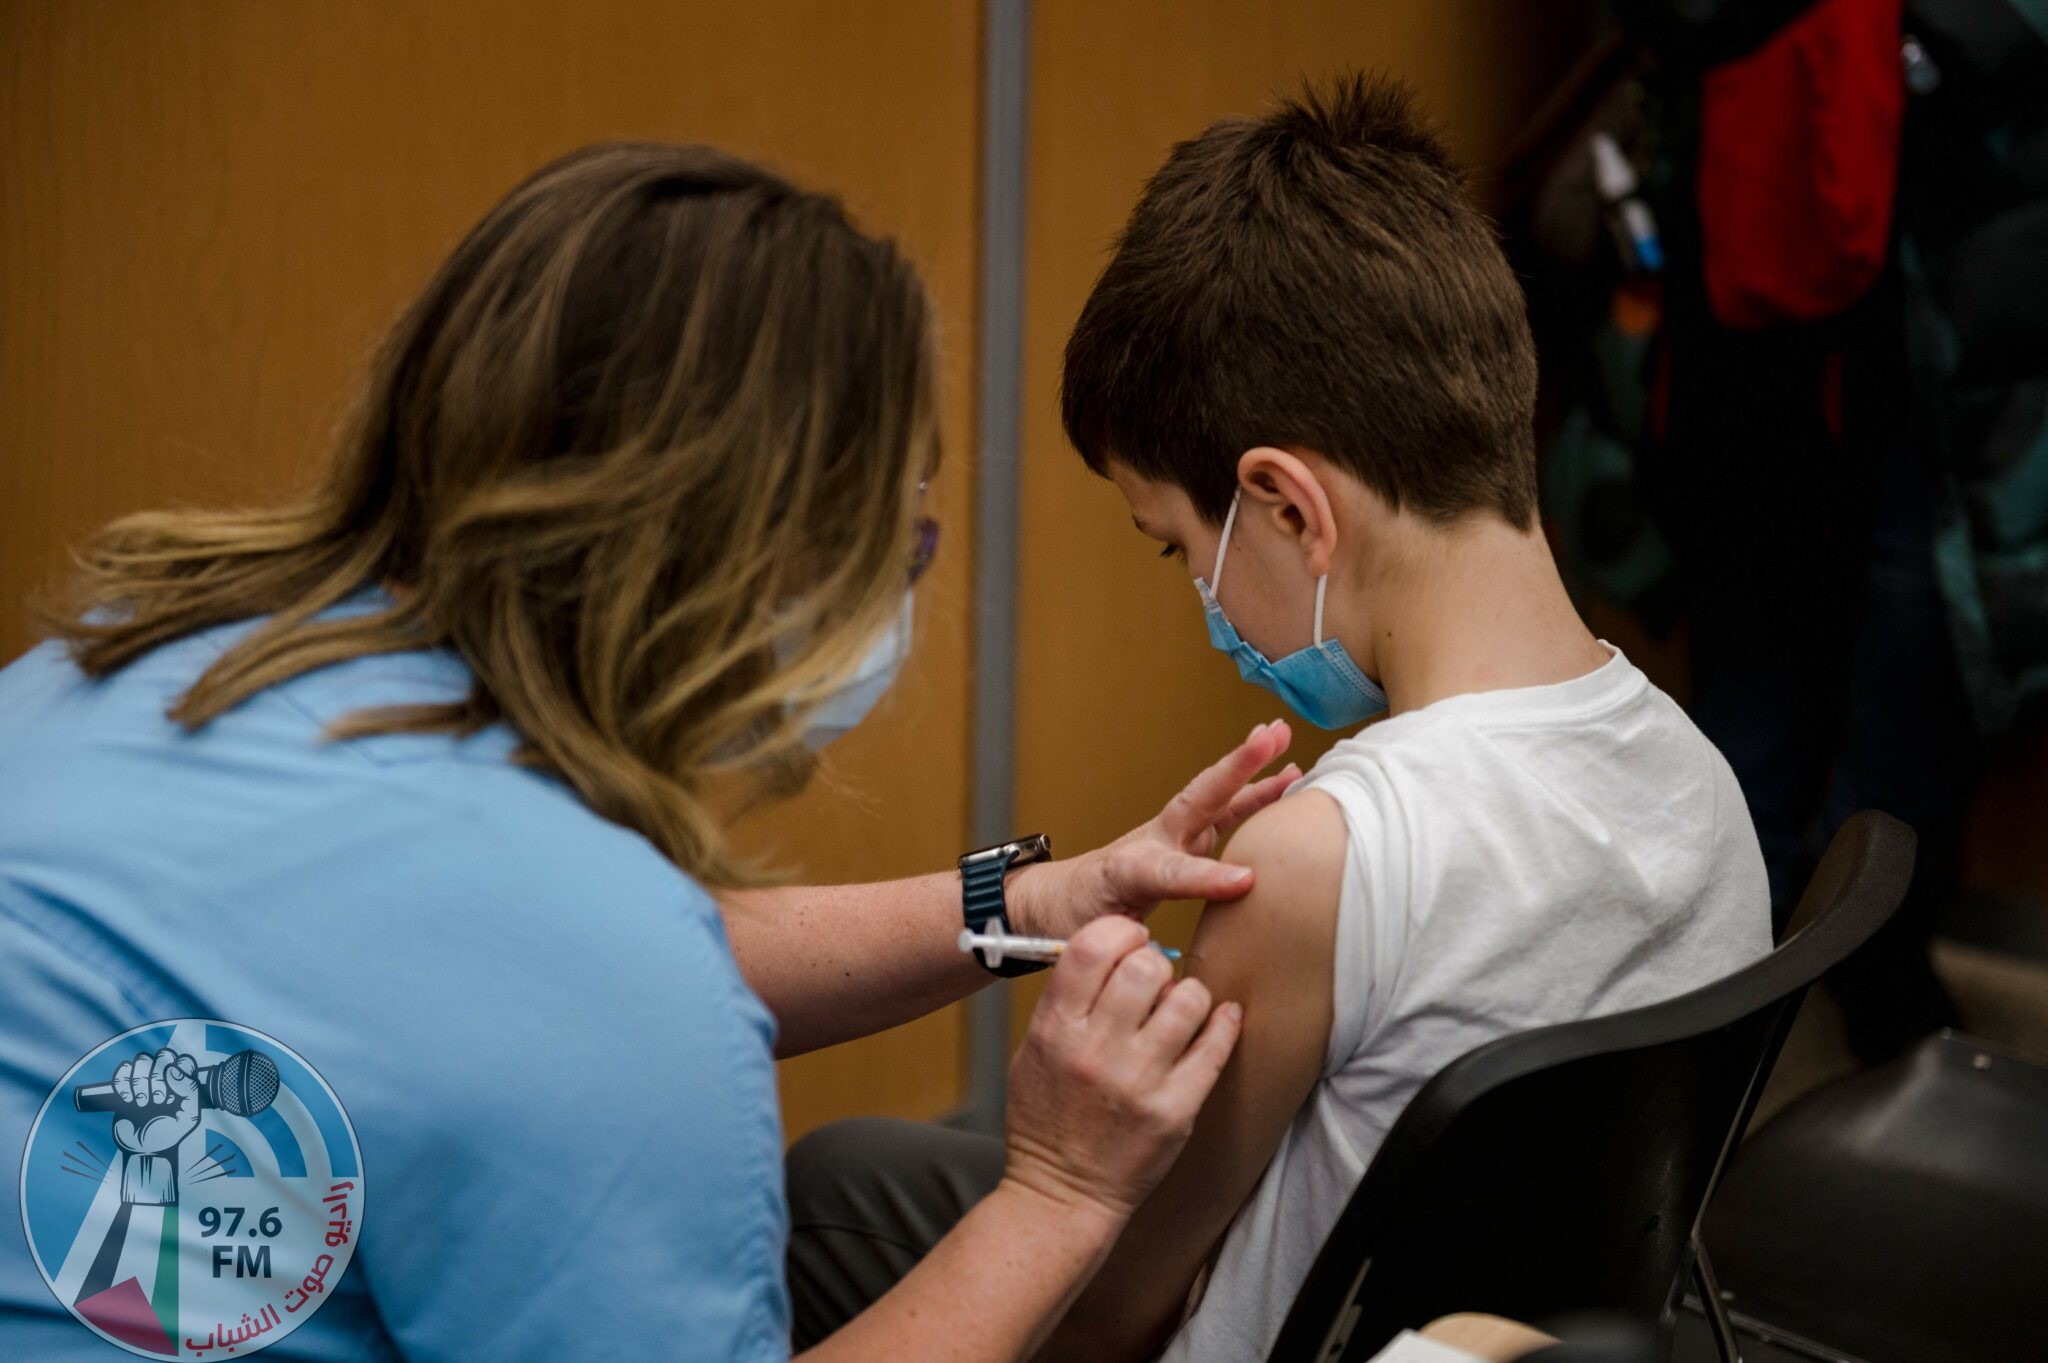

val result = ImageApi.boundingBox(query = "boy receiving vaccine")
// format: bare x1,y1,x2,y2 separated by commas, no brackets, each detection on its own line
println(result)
1041,76,1771,1361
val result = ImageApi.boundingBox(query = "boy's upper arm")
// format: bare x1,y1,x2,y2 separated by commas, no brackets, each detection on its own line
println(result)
1035,789,1348,1363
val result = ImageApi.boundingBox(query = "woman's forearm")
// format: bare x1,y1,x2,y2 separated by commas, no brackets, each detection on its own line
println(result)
721,869,1045,1057
794,1178,1125,1363
723,726,1293,1056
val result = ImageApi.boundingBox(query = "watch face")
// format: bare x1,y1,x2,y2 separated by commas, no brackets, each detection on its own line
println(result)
963,835,1049,868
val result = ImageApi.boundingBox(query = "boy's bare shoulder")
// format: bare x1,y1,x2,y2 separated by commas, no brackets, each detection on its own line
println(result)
1187,789,1349,992
1223,786,1350,884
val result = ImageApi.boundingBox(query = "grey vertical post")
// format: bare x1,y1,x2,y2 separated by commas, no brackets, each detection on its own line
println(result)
962,0,1031,1135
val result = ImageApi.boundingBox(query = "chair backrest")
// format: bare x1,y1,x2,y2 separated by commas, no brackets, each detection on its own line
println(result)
1264,811,1917,1363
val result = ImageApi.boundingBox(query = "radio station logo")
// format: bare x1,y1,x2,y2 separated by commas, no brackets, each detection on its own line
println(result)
20,1021,364,1357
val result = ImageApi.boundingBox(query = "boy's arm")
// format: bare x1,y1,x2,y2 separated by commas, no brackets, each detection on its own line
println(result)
1030,790,1347,1363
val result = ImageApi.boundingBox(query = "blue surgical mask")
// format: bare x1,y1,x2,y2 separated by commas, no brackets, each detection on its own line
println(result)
1195,491,1387,729
782,590,915,749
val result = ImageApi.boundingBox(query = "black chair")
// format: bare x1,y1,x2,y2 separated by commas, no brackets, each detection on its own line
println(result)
1263,811,1917,1363
1701,1029,2048,1361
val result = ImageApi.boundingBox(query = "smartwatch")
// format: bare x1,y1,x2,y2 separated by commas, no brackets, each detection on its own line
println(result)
959,834,1053,976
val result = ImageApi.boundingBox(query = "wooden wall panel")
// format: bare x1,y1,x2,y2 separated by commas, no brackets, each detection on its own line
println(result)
0,0,980,1141
1010,0,1605,1034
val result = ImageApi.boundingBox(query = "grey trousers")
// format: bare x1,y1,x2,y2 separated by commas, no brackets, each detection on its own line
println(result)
785,1116,1007,1350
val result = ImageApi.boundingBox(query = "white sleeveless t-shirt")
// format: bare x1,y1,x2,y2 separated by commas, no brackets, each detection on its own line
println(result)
1159,644,1771,1362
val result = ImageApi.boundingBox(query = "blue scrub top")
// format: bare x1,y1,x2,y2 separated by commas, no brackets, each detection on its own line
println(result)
0,600,790,1360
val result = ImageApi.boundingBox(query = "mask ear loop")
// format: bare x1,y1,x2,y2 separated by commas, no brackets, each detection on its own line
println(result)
1313,575,1329,646
1210,491,1241,596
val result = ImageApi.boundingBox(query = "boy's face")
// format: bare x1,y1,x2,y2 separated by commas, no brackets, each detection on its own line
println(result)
1107,460,1323,665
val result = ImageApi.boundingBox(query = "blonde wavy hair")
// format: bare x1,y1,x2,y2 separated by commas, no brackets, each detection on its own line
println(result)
51,142,938,886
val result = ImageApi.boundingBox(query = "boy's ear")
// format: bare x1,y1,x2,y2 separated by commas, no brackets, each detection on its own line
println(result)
1236,446,1337,577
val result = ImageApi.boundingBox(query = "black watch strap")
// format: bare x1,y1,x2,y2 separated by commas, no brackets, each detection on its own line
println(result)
960,835,1053,977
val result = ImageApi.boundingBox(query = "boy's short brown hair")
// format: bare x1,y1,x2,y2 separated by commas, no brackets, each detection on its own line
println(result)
1061,73,1539,528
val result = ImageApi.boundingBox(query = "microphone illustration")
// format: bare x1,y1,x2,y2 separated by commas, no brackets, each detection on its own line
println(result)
73,1049,280,1118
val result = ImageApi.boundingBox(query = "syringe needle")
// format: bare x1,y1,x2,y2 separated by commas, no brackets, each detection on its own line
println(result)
956,928,1181,966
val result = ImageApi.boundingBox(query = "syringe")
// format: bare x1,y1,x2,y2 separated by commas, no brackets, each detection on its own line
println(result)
957,927,1182,968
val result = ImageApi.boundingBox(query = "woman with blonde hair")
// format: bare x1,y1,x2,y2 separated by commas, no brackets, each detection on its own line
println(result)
0,143,1297,1361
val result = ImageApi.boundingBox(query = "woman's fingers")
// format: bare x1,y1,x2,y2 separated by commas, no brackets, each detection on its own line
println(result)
1220,763,1304,836
1106,841,1255,909
1041,915,1150,1020
1162,998,1244,1108
1091,943,1177,1031
1155,719,1293,845
1138,976,1214,1060
1004,924,1243,1219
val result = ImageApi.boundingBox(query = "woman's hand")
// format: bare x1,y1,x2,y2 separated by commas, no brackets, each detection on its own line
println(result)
1012,720,1299,940
1001,917,1244,1223
723,720,1294,1061
793,918,1241,1363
